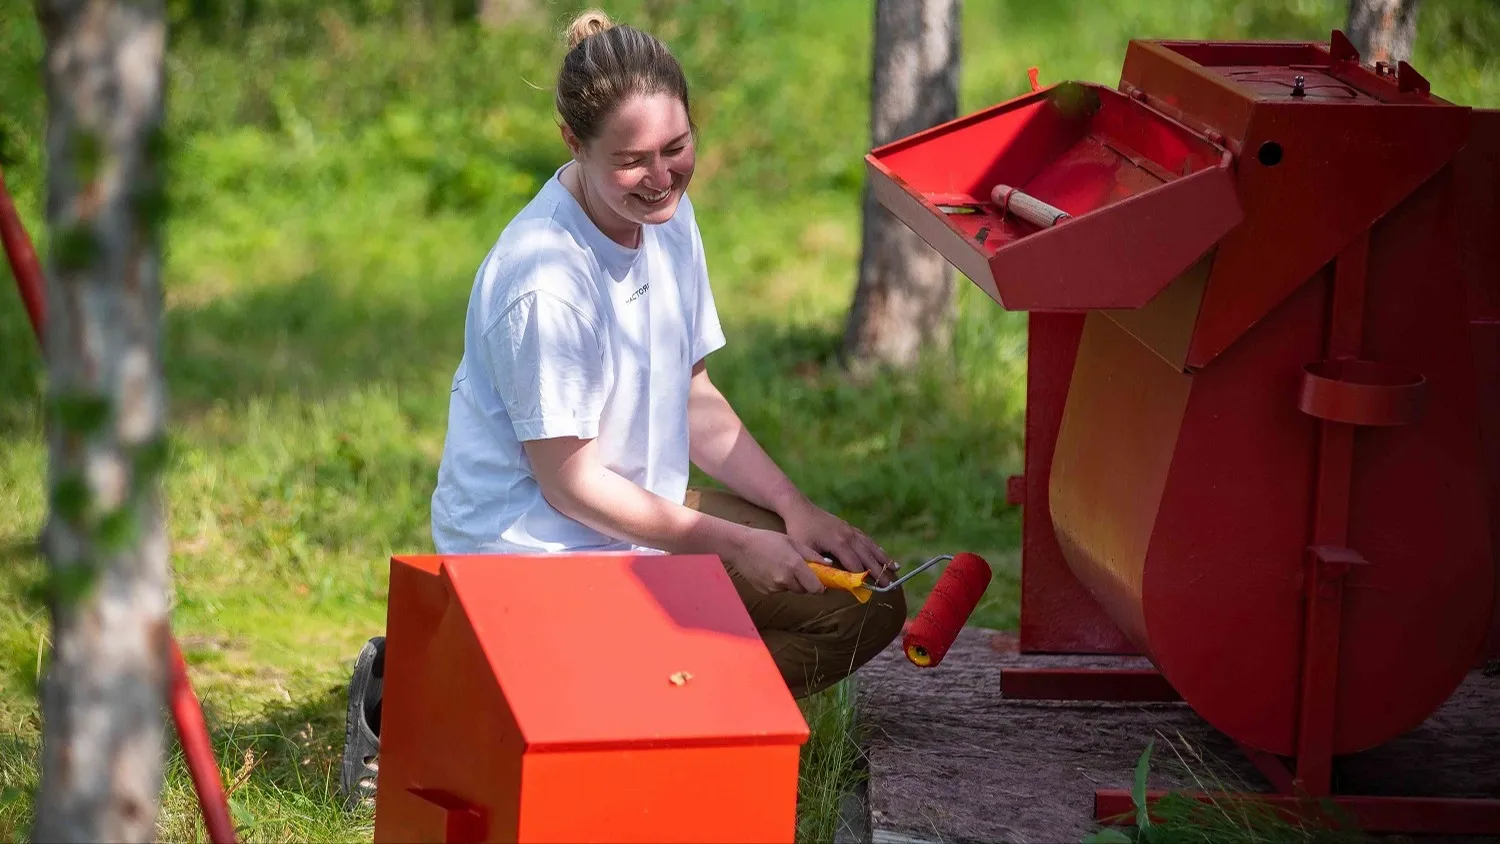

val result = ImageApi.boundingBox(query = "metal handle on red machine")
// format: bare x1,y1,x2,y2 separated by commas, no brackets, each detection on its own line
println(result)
991,183,1070,228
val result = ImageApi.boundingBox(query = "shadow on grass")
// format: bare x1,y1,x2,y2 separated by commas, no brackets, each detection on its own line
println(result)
160,680,365,842
2,266,1027,619
0,266,472,437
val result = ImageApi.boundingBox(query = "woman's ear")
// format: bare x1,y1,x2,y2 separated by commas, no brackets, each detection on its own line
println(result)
559,121,585,160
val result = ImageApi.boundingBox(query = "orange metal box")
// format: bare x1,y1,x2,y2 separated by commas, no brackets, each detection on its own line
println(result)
372,553,809,844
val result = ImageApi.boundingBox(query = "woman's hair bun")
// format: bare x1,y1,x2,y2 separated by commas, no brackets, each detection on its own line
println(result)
566,9,615,50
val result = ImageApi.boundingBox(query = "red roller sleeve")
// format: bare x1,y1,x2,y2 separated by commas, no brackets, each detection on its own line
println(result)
903,553,993,667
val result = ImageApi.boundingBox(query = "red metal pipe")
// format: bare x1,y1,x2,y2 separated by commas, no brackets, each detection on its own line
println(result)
0,165,235,844
0,166,45,340
170,639,236,844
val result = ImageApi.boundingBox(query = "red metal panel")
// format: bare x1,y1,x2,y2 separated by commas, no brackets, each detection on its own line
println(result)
375,556,526,842
439,554,807,752
1102,251,1214,372
1017,313,1135,654
998,668,1179,702
1075,273,1326,755
1184,91,1472,368
1120,37,1474,370
1048,311,1194,651
865,83,1241,312
1118,40,1260,148
1151,168,1488,758
1475,318,1500,661
1328,166,1493,746
518,746,802,843
1454,109,1500,661
1458,111,1500,322
982,160,1239,312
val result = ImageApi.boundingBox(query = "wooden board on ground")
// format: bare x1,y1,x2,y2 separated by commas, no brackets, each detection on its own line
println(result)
852,628,1500,844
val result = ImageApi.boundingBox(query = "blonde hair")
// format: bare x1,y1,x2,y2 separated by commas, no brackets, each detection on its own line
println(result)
555,9,693,143
565,8,614,49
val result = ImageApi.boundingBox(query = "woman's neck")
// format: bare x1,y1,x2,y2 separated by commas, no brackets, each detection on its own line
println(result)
562,162,641,249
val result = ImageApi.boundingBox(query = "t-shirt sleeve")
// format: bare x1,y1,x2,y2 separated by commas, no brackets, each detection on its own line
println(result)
689,218,727,365
483,291,608,442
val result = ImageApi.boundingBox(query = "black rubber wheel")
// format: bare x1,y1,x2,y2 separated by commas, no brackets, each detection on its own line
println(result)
339,635,384,812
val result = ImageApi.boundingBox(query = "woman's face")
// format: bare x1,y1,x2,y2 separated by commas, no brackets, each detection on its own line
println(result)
566,92,696,238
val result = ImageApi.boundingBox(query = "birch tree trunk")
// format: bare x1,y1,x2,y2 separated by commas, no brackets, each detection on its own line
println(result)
1347,0,1421,65
842,0,961,372
476,0,538,29
31,1,172,841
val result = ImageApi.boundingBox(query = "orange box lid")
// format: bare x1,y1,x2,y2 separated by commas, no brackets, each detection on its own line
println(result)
419,552,811,753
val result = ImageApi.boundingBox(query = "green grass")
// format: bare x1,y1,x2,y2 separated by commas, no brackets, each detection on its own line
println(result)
1085,735,1370,844
2,0,1498,841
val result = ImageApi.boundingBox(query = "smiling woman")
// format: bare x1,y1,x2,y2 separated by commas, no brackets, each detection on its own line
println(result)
337,7,908,810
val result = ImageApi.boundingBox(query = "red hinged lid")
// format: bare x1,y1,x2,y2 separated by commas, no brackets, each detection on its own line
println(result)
434,553,810,753
866,82,1243,312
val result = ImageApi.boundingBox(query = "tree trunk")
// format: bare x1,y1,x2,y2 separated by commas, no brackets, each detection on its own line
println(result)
1347,0,1421,65
476,0,538,30
31,1,172,842
842,0,961,372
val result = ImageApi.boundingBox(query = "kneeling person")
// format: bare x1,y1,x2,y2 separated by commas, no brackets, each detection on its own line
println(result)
339,9,903,811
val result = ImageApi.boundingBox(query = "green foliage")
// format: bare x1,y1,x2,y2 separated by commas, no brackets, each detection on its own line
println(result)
797,680,867,843
1083,735,1370,844
50,224,102,272
49,474,91,524
0,1,1495,842
49,392,112,436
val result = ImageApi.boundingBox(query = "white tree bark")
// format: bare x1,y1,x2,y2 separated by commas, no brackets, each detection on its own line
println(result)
476,0,539,29
1348,0,1421,65
31,1,171,841
843,0,961,372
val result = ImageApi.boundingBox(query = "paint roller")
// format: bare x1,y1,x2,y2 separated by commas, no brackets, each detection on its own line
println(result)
807,551,992,667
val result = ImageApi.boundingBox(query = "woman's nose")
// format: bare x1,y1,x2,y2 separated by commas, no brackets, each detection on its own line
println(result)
648,156,671,186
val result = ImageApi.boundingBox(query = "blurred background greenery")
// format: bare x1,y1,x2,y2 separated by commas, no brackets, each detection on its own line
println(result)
1,0,1496,840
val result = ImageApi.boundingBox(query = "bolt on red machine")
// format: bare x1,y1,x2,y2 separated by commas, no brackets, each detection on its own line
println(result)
866,30,1500,836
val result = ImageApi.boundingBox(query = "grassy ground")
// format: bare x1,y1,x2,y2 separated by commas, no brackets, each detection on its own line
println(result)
1,0,1497,841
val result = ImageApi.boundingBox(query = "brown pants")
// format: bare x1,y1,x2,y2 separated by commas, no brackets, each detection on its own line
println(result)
683,487,907,699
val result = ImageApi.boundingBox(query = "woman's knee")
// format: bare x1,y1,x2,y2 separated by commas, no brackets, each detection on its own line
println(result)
852,585,907,653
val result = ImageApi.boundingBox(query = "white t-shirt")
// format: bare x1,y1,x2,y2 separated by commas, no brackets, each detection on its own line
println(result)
429,165,726,555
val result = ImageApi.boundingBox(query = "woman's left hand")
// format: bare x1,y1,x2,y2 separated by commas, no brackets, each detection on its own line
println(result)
781,499,897,586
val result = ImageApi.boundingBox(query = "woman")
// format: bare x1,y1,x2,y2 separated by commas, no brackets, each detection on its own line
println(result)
341,9,906,809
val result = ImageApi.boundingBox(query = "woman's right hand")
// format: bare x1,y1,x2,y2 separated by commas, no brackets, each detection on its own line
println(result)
724,528,827,595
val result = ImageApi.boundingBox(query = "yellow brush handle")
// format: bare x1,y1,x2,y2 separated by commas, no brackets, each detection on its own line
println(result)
805,561,872,603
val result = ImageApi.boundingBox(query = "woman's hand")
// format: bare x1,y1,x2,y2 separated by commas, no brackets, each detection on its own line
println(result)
723,528,827,595
780,498,896,586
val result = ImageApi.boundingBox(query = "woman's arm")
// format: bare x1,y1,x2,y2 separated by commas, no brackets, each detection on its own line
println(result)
685,361,895,582
684,360,811,518
522,434,825,594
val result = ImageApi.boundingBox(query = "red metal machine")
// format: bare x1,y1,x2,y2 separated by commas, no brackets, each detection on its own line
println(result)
867,30,1500,836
